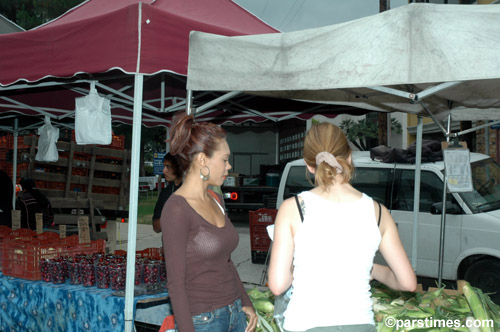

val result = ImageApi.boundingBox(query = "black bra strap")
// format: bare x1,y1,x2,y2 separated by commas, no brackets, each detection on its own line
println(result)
377,201,382,227
294,195,304,222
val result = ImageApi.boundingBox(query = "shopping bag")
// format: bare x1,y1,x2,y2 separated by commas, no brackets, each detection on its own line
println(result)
158,315,177,332
274,286,292,332
35,116,59,162
75,83,112,145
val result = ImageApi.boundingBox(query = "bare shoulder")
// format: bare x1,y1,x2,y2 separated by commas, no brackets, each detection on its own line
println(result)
276,196,302,224
279,196,299,213
372,200,397,234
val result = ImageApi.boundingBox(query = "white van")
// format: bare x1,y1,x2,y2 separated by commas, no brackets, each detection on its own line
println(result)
277,151,500,302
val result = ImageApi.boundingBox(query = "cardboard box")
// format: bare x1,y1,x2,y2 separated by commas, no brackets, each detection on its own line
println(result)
242,177,260,186
224,176,237,187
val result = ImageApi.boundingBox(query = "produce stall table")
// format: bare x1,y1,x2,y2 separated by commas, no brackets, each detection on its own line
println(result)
0,272,169,332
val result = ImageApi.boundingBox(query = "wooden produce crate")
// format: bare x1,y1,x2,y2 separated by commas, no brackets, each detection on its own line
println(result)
16,136,131,238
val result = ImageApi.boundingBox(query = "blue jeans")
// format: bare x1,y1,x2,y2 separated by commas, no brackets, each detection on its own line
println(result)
192,298,247,332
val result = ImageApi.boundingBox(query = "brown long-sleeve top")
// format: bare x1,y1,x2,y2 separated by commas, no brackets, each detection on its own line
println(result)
161,193,252,332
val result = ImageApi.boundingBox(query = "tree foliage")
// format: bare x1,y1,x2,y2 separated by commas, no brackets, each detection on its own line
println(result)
0,0,84,30
340,117,402,151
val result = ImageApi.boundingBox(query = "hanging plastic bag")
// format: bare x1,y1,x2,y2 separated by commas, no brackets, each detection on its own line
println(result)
36,116,59,162
75,82,112,145
274,286,292,332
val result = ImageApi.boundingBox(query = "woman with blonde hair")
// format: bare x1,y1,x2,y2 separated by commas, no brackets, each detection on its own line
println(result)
268,122,416,332
161,113,257,332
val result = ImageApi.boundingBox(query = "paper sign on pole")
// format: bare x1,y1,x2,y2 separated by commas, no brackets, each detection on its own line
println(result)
443,149,473,193
11,210,21,230
78,216,91,244
35,213,43,234
59,225,66,239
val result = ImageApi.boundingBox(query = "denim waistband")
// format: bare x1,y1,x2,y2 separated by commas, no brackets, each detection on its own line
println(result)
195,298,243,320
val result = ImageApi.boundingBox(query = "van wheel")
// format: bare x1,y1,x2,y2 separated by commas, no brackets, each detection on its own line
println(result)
464,259,500,305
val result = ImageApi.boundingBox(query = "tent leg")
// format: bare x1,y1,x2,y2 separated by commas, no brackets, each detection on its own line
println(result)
411,116,423,271
196,91,241,113
161,75,165,113
12,118,18,208
124,74,144,332
186,89,193,115
437,114,452,287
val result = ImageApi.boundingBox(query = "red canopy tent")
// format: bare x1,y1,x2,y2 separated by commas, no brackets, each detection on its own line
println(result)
0,0,363,127
0,0,290,127
0,0,277,85
0,1,283,330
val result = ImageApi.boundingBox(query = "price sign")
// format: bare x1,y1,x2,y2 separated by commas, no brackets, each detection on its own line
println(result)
11,210,21,230
443,149,473,193
36,213,43,234
78,216,91,244
59,225,66,239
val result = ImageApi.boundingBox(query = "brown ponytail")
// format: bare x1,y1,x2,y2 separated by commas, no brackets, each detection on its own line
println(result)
169,112,227,172
303,122,354,187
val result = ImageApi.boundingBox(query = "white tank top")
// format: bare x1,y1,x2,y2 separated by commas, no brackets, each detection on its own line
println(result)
283,191,381,331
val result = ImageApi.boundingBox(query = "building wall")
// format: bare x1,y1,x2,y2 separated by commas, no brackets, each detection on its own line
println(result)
475,121,499,162
224,125,277,176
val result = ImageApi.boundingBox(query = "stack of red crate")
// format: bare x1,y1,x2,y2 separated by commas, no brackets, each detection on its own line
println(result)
0,134,33,184
1,230,105,280
249,208,277,264
0,225,13,270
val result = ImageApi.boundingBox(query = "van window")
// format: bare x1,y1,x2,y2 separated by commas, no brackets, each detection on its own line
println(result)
283,165,313,200
460,157,500,213
351,168,393,206
397,170,449,213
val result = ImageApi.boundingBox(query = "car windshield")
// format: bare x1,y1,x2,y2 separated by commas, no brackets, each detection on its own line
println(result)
459,157,500,213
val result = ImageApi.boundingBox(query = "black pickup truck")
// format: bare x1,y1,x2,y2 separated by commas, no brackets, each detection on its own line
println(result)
223,185,278,211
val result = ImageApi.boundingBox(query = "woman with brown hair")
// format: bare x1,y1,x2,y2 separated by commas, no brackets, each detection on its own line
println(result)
268,122,416,332
161,113,257,332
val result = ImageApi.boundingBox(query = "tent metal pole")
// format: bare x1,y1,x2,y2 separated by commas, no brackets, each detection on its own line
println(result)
455,120,500,137
0,79,91,91
124,74,144,332
411,116,423,270
12,118,18,208
95,82,158,112
485,121,490,156
1,96,57,119
369,86,416,100
416,81,461,100
186,89,193,115
196,91,242,112
438,113,452,287
419,101,448,136
161,75,165,113
276,104,325,121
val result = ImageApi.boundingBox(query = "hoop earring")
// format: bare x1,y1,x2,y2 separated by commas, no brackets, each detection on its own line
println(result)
200,166,210,181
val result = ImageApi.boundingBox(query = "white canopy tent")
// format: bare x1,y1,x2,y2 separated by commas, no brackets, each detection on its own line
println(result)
187,3,500,122
186,3,500,282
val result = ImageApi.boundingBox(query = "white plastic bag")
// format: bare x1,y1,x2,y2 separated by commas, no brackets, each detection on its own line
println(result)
75,83,112,145
266,224,292,331
36,116,59,162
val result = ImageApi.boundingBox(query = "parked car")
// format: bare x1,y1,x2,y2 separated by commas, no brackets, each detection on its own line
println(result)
277,151,500,303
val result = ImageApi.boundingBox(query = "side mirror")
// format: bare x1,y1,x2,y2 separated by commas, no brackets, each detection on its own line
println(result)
431,202,461,215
